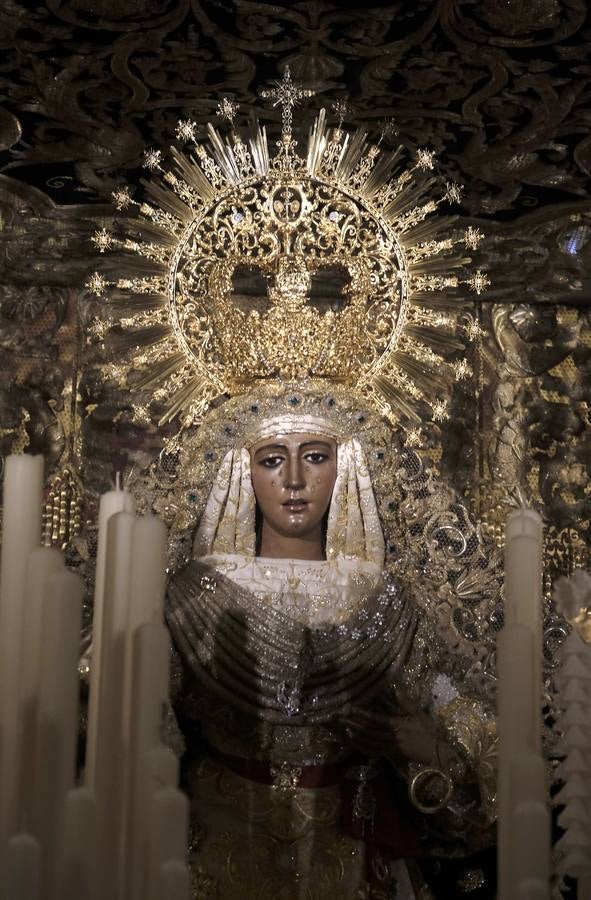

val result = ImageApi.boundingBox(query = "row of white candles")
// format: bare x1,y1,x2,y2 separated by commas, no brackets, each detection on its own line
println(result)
0,454,190,900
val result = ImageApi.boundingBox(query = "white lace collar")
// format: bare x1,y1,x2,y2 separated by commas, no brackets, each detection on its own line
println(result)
198,553,382,627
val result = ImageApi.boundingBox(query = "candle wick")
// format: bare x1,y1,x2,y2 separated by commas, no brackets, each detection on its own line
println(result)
116,471,122,492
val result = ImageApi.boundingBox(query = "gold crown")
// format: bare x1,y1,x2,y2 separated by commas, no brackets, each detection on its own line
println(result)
209,249,371,385
88,68,488,432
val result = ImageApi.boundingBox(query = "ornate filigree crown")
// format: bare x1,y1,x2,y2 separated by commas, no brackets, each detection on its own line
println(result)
88,69,488,433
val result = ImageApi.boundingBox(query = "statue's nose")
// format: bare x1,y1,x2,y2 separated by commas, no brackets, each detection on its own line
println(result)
284,453,305,490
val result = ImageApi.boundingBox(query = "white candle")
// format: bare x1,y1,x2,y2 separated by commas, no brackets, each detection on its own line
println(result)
498,507,546,900
505,508,543,748
509,751,550,894
497,624,537,754
128,513,168,628
142,744,180,792
497,628,538,900
511,800,551,890
19,546,64,830
516,879,550,900
147,788,189,900
156,860,191,900
58,788,98,900
126,745,179,900
92,510,135,900
32,569,83,897
127,624,171,771
85,481,135,787
122,514,168,765
4,833,41,900
560,845,591,877
125,623,170,900
505,509,543,616
0,454,44,849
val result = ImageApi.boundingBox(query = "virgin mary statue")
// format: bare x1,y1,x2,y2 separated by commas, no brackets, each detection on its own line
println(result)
161,382,499,900
96,74,500,898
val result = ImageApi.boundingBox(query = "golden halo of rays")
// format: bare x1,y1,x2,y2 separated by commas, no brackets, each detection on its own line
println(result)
87,92,488,433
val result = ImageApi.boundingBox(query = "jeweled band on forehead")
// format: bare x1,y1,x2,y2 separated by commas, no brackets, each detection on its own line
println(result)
244,414,342,448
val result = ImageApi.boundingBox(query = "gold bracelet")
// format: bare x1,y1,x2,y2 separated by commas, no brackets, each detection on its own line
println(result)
408,766,453,815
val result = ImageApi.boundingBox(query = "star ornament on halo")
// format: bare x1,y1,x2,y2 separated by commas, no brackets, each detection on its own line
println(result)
92,228,113,253
111,187,133,211
85,272,107,295
175,119,197,142
416,148,436,171
468,270,490,295
216,98,239,127
332,99,349,128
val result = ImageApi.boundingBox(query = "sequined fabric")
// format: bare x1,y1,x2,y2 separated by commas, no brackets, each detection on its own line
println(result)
167,560,417,725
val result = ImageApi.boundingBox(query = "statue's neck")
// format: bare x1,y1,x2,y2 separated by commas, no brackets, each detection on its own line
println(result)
258,522,325,561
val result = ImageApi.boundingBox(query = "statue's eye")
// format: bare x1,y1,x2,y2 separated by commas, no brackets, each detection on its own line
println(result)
260,455,283,468
303,452,328,464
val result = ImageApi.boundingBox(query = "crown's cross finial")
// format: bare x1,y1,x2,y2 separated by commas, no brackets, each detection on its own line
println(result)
260,67,314,137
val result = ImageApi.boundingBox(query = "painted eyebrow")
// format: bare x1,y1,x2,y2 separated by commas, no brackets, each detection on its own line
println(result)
253,440,334,455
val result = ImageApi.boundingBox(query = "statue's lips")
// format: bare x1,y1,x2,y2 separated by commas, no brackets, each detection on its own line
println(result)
282,499,309,513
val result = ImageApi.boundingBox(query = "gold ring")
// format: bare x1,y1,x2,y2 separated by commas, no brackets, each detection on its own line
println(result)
408,767,453,815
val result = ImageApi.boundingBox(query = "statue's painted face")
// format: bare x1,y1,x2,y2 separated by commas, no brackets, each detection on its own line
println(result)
250,432,337,543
